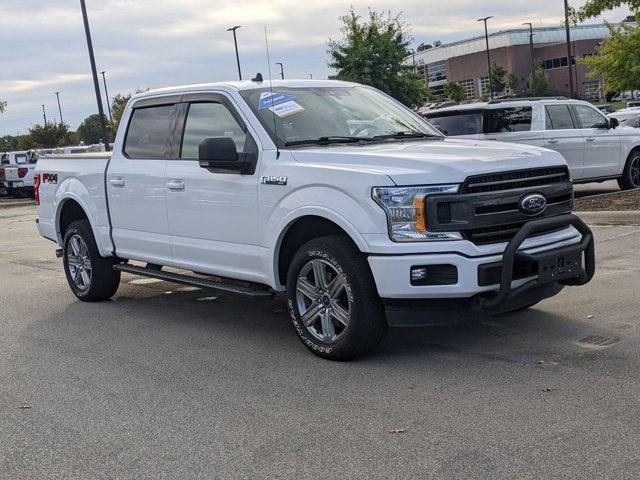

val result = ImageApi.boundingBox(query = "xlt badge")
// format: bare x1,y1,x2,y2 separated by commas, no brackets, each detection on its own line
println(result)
261,176,288,186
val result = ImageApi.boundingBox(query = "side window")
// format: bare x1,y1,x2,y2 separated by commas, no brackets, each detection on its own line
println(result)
574,105,608,129
180,102,246,159
545,105,575,130
487,107,532,133
124,104,175,159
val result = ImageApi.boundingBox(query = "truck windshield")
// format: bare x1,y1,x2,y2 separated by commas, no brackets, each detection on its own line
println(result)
239,86,441,147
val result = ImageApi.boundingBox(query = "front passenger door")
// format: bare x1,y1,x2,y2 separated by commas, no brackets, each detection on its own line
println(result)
573,104,621,179
165,94,261,282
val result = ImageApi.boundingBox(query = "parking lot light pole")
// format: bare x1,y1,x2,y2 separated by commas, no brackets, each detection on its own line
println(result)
41,104,47,126
100,71,113,122
522,22,535,78
54,92,63,125
478,16,494,100
79,0,110,151
275,62,284,79
564,0,575,98
227,26,242,81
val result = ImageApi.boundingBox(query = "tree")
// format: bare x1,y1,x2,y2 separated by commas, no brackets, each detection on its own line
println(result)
582,23,640,94
0,100,6,113
574,0,639,21
490,62,507,94
328,8,429,107
528,67,549,96
0,135,19,151
28,122,70,148
443,81,466,102
433,40,443,47
416,42,432,51
77,114,113,144
507,72,520,94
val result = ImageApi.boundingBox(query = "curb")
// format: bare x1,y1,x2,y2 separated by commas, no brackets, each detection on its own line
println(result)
0,200,34,209
576,211,640,225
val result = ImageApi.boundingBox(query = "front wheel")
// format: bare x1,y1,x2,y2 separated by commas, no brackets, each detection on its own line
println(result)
63,220,120,302
618,151,640,190
286,235,387,360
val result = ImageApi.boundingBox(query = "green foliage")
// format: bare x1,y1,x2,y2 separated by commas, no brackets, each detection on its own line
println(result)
0,135,19,151
28,122,70,148
416,42,432,51
528,67,549,96
490,62,507,94
328,8,429,107
582,22,640,94
77,114,113,144
574,0,640,21
507,72,520,93
111,89,147,131
0,100,6,114
443,81,466,102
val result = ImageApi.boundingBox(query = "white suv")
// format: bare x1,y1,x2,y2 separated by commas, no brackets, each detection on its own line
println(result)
425,98,640,190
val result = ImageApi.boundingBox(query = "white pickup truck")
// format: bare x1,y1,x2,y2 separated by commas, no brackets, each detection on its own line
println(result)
35,79,595,360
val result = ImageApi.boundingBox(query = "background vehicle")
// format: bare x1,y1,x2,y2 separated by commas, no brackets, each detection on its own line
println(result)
35,80,594,360
425,98,640,190
1,150,36,197
609,109,640,129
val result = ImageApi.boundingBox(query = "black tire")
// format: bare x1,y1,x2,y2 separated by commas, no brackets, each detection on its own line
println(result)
286,235,387,360
62,219,120,302
617,150,640,190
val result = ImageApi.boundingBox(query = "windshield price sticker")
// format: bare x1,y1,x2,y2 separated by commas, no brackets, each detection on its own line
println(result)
259,92,305,117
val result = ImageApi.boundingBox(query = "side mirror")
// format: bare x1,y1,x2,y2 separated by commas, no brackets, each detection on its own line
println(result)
198,137,254,174
608,117,619,129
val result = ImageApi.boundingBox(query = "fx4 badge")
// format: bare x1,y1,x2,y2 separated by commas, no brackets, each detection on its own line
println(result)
261,176,288,186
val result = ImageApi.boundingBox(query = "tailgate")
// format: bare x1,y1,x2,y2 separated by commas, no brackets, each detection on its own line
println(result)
5,167,20,181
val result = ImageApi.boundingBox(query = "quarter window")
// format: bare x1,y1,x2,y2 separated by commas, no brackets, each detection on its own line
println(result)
573,105,608,129
487,107,532,133
545,105,575,130
124,105,175,159
180,102,246,159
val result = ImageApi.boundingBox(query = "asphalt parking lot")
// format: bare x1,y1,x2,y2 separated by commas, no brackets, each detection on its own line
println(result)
1,202,639,479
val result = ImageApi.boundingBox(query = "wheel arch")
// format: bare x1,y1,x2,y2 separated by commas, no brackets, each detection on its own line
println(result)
273,212,368,288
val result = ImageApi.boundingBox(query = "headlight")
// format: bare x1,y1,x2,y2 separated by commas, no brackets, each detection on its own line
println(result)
372,185,462,242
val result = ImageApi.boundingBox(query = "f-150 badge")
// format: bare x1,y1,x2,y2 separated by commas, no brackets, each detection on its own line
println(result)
260,176,288,186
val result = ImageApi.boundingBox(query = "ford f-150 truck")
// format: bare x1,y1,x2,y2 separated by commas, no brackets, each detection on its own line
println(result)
35,79,595,360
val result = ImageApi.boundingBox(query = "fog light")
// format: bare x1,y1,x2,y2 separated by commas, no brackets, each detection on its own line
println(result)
410,267,428,282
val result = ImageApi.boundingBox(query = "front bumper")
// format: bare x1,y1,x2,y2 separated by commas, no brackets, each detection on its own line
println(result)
368,214,595,326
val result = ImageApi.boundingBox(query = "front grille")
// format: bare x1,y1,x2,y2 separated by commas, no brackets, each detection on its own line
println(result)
425,167,573,246
461,166,570,194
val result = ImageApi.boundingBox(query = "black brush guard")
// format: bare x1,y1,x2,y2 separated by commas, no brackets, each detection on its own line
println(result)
475,213,595,311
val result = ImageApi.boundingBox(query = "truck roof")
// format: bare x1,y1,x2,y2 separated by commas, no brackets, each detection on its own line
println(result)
134,79,359,101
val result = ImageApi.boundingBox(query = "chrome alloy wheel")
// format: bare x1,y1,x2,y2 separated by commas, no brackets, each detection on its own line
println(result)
66,234,92,291
295,259,352,343
631,155,640,187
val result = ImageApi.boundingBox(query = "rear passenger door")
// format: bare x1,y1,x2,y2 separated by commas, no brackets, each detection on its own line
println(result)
107,97,180,265
543,104,585,180
572,104,621,179
485,106,542,145
164,93,262,282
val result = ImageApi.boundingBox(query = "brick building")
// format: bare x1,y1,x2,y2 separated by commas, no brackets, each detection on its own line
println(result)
408,23,634,101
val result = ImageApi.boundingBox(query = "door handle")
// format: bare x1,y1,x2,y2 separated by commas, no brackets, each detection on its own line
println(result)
166,180,185,191
547,139,559,144
585,137,595,142
109,177,125,187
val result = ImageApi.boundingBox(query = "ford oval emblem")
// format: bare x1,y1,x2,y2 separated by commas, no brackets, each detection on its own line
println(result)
519,193,547,215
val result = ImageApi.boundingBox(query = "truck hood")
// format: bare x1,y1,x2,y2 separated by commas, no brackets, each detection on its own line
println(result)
289,138,566,185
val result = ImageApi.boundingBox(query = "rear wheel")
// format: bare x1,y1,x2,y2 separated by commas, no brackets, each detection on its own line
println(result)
286,235,387,360
618,150,640,190
63,220,120,302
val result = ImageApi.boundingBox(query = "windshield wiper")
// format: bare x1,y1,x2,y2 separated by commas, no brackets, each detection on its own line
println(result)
284,136,374,147
372,131,436,140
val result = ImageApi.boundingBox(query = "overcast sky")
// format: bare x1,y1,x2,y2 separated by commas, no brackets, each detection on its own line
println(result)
0,0,631,137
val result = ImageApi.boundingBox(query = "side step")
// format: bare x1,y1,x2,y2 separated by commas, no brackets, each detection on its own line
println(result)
113,263,274,299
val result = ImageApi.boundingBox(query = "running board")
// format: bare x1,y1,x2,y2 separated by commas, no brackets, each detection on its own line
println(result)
113,264,274,299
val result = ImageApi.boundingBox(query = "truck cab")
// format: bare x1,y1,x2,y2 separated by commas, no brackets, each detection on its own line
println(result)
35,80,595,360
